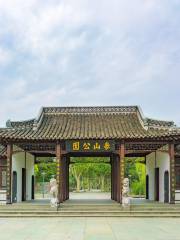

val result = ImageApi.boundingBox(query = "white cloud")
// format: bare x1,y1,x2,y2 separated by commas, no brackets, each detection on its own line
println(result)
0,48,12,65
0,0,179,126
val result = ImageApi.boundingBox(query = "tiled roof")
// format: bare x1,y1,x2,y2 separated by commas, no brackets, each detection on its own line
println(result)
145,118,174,128
6,119,35,129
0,145,6,158
0,106,179,141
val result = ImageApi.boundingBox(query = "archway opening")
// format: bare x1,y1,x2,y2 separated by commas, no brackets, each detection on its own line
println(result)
69,157,111,201
125,157,146,204
34,157,56,200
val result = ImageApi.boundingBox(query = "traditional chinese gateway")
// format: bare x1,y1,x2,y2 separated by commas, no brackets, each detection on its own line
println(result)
0,106,180,204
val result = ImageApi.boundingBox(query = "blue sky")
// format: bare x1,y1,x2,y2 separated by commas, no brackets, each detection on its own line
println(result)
0,0,179,127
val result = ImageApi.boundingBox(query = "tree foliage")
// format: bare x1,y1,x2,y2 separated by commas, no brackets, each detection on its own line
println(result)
34,162,56,182
34,157,146,195
125,158,146,195
69,162,111,192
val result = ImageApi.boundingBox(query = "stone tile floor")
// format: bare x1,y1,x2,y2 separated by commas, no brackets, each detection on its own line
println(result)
0,217,180,240
25,192,150,205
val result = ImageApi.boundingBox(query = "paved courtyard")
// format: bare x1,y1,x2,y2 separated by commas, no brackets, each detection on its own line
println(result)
0,217,180,240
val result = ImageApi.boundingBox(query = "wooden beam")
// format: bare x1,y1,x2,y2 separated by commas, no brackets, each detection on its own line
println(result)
28,150,55,154
70,162,110,164
6,144,13,204
124,141,169,145
126,150,154,154
169,143,175,204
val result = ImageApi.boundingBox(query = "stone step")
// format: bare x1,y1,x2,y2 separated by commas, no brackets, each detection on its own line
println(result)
3,208,180,212
0,208,180,213
2,207,180,211
1,214,180,218
1,210,180,214
131,205,180,207
0,206,121,210
62,204,180,208
2,206,180,211
1,205,180,210
62,205,180,208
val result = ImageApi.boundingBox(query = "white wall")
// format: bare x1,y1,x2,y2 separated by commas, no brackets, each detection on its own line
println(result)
12,150,34,202
146,151,170,203
175,190,180,203
146,152,155,201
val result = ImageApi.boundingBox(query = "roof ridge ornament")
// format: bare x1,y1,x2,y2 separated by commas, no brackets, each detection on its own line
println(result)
6,118,36,129
6,119,12,128
42,106,138,114
145,117,175,130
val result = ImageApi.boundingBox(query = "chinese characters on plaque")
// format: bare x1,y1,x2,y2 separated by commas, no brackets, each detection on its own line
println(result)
66,140,114,152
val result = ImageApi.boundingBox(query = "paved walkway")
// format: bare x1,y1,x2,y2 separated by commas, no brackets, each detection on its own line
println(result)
0,217,180,240
24,192,154,205
69,192,111,200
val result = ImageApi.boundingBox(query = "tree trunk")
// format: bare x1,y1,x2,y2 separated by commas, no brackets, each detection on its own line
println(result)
101,176,105,192
76,176,81,192
88,177,90,191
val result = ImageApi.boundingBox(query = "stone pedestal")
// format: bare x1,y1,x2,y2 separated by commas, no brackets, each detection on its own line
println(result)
50,178,58,208
0,190,7,205
122,178,130,207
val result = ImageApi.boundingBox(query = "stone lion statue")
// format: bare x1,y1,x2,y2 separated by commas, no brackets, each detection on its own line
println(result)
49,177,58,207
122,178,130,207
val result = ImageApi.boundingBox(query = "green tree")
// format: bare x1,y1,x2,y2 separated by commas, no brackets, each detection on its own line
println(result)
70,163,88,192
93,164,111,191
34,162,56,182
125,158,146,196
69,162,111,192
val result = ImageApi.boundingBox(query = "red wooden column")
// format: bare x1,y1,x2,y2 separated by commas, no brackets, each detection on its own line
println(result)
110,156,113,200
169,143,175,204
64,158,67,201
66,156,70,200
119,142,125,204
63,156,67,201
67,157,70,200
112,154,117,201
63,157,66,201
116,156,120,203
56,142,63,203
112,156,116,201
114,156,118,201
61,157,64,201
111,157,113,200
112,155,116,201
6,144,13,204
